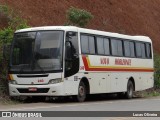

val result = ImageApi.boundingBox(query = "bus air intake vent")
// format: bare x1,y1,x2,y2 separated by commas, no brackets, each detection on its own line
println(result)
17,88,49,93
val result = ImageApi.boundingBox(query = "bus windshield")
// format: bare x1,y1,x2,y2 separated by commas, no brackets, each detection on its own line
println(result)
10,31,64,73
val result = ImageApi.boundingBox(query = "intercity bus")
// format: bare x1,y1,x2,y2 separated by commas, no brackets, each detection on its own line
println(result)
8,26,154,102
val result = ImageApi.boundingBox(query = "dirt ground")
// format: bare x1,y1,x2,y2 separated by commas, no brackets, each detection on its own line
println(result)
0,0,160,53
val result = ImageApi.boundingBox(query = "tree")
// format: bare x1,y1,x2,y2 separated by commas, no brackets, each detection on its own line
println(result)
0,5,29,44
66,7,93,27
0,5,30,97
154,54,160,88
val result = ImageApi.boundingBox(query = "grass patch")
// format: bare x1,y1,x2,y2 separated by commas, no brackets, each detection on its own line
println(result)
134,88,160,98
0,88,20,105
0,98,20,105
143,91,160,97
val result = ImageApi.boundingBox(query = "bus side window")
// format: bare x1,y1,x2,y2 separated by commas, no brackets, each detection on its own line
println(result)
81,35,89,54
111,39,123,56
124,41,130,57
111,39,118,56
81,34,95,55
146,43,152,58
141,43,146,58
117,40,123,56
97,37,104,55
88,36,95,54
104,38,110,55
96,37,110,55
135,42,142,58
130,41,135,57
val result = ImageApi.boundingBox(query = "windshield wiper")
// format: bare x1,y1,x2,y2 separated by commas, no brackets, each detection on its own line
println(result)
18,64,29,74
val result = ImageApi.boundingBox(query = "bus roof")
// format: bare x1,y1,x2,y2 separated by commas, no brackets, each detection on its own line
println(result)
15,26,151,42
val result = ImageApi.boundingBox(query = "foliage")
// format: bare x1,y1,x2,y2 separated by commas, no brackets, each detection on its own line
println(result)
66,7,93,27
0,4,30,96
0,5,29,59
0,5,10,16
0,27,14,44
154,54,160,87
0,5,29,43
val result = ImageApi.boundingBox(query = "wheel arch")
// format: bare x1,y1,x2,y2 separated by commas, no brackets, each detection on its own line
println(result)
128,77,135,91
80,77,90,94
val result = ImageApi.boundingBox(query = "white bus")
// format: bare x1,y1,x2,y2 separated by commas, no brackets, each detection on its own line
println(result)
8,26,154,102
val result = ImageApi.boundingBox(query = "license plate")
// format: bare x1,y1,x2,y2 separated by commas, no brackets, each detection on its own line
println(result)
28,87,37,91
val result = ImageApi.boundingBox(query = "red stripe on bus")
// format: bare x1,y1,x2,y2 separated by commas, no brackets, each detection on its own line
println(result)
82,56,154,72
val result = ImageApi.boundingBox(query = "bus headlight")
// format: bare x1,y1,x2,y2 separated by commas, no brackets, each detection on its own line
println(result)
48,79,62,84
9,80,18,85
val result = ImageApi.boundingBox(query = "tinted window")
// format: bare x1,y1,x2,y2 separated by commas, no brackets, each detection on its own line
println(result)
97,37,104,54
81,35,95,54
130,42,135,57
124,41,130,57
89,36,95,54
111,39,118,56
117,40,123,56
141,43,146,58
81,35,89,54
111,39,123,56
146,43,152,58
136,42,142,57
104,38,110,55
65,32,79,77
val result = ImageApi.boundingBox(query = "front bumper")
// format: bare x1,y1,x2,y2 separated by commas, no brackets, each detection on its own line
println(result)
9,83,65,96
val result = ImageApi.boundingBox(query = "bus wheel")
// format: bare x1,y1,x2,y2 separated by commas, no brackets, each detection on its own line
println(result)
125,80,134,99
77,81,86,102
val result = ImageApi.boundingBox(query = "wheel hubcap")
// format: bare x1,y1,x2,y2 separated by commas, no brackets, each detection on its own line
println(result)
128,85,133,96
79,86,84,96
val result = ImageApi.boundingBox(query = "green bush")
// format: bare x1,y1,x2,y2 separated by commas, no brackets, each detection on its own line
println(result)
0,5,10,17
0,5,30,44
0,27,14,44
154,54,160,88
0,4,30,96
66,7,93,27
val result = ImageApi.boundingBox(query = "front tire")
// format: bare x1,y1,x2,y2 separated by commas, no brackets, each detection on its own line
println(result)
125,80,134,99
77,81,86,102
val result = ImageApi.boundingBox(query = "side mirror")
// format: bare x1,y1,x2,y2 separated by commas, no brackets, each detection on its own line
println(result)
3,44,11,61
65,41,73,60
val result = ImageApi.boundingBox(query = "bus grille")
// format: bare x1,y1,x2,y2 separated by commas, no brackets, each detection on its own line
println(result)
17,88,49,93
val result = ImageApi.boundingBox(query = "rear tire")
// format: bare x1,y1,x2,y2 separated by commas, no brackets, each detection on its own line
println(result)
77,81,86,102
125,80,134,99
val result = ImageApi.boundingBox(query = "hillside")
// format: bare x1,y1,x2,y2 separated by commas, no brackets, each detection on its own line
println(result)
0,0,160,53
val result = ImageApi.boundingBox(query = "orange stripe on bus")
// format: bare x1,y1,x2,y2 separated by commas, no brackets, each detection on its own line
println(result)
9,74,14,80
82,56,154,72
